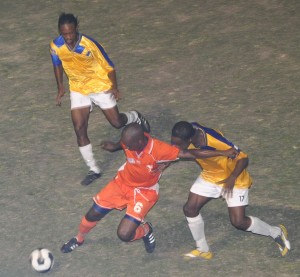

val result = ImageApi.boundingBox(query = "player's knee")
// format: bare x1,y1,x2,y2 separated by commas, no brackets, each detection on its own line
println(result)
117,229,132,242
183,203,198,217
85,208,104,222
230,217,247,231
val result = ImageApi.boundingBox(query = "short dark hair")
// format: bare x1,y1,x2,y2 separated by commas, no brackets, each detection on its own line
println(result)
171,121,195,140
58,13,79,28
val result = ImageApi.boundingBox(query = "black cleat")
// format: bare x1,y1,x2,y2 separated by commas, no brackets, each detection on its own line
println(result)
81,171,101,186
61,237,83,253
135,111,151,133
142,222,156,253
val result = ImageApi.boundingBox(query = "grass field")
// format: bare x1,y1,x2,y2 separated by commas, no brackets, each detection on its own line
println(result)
0,0,299,276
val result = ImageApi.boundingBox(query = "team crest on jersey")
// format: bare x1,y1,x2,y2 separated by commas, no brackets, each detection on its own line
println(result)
127,158,136,164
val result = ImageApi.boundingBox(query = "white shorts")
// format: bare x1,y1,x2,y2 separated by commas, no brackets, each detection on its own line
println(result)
190,177,249,207
70,91,117,110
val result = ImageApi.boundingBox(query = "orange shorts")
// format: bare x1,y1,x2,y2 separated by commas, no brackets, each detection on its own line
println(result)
93,179,159,222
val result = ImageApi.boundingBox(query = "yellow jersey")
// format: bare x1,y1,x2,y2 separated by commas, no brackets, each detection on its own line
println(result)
189,122,252,189
50,34,114,95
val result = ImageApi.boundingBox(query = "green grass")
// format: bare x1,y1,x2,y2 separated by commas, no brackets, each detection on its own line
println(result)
0,0,299,276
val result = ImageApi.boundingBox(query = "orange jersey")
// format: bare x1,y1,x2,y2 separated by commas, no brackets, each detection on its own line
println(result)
115,133,180,188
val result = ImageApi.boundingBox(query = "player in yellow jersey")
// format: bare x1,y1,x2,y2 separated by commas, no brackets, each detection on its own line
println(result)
50,13,150,186
171,121,290,259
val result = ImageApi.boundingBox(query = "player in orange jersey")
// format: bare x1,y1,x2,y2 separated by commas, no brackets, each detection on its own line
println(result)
60,123,239,254
171,121,290,259
50,13,150,186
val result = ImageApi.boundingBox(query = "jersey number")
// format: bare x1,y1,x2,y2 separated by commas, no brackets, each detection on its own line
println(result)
134,202,143,213
239,196,245,202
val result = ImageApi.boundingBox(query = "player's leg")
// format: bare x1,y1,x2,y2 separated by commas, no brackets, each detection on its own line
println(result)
183,177,220,259
183,192,213,259
61,203,112,253
117,215,155,253
91,92,150,132
227,189,291,256
122,186,158,253
70,92,101,185
61,180,120,253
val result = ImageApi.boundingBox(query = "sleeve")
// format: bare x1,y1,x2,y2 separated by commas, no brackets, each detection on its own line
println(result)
153,140,180,163
236,151,248,161
49,42,62,66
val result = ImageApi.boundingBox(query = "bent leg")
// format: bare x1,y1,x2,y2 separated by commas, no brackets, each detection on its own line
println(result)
71,107,90,146
102,106,128,129
102,106,150,132
72,108,100,174
184,192,212,254
77,203,112,242
228,206,251,231
61,203,112,253
117,215,142,242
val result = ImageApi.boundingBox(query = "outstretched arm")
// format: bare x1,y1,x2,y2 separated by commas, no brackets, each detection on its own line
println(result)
178,147,239,160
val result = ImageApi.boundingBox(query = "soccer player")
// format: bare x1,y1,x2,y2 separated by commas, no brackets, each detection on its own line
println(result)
60,123,239,254
171,121,291,259
50,13,150,186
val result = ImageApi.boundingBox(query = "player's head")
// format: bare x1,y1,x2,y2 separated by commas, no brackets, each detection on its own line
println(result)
121,123,148,151
58,13,79,48
58,13,79,28
171,121,195,149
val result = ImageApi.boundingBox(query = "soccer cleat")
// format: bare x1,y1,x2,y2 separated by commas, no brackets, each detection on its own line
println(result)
183,249,213,260
274,224,291,256
142,222,156,253
61,237,83,253
81,171,101,186
135,111,151,133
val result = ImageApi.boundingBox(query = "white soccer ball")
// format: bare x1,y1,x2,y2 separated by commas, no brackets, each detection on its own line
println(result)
29,248,54,273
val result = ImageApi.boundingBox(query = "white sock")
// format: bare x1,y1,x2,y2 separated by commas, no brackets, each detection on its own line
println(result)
79,144,100,174
186,214,210,252
123,111,138,124
246,216,281,239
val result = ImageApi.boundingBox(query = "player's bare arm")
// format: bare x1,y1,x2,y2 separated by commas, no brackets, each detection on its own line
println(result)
179,147,239,160
101,140,122,152
218,157,249,198
53,64,65,106
107,70,121,101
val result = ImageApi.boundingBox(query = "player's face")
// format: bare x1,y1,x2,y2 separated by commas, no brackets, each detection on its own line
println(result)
171,136,190,150
59,23,78,48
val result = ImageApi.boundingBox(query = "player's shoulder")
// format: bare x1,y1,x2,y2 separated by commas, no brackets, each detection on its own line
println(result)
80,34,99,45
152,136,177,151
50,35,65,49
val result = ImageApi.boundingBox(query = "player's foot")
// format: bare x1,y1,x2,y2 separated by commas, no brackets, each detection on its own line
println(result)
274,224,291,256
135,111,151,133
81,171,101,186
61,237,83,253
142,222,156,253
183,249,213,260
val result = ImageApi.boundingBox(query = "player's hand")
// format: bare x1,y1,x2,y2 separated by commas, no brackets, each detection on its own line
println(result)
224,147,239,159
56,89,65,106
107,89,121,101
100,141,118,152
217,176,236,199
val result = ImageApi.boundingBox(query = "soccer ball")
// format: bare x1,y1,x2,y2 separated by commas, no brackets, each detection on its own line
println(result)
29,248,54,273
